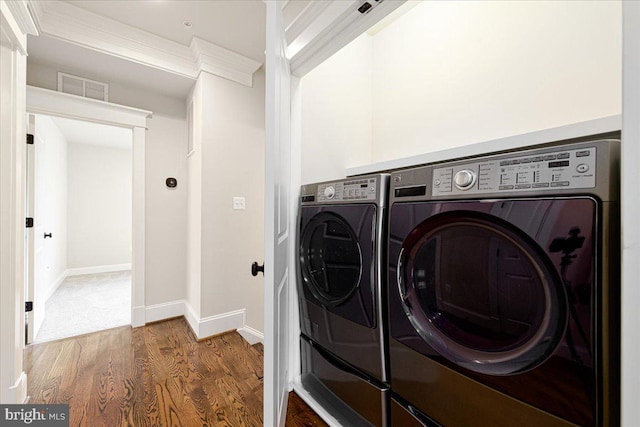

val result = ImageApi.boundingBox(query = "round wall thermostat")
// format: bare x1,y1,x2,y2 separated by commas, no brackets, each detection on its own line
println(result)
166,177,177,188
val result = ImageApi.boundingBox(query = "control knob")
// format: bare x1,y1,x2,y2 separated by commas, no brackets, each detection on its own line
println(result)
324,186,335,199
454,169,477,190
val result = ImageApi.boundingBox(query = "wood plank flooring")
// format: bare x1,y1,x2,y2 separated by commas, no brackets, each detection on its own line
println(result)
24,317,326,427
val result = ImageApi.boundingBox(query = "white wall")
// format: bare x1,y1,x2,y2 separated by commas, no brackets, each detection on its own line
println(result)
370,0,622,162
300,34,373,184
67,142,131,269
197,70,266,331
27,61,188,308
32,115,67,333
301,1,622,171
144,112,187,306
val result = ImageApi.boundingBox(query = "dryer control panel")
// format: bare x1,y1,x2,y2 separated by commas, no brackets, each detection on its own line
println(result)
317,178,378,202
432,146,597,196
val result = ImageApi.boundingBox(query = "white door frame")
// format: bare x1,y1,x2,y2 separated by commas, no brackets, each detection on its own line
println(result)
1,0,31,404
26,85,152,328
621,2,640,425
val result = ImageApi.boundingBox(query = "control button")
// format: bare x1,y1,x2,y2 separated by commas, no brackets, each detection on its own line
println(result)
500,160,510,166
532,183,550,188
576,163,589,173
499,185,515,190
550,181,570,187
324,186,335,199
543,155,557,161
454,169,477,190
369,186,376,193
576,150,591,157
434,179,442,187
520,158,532,164
511,159,522,165
515,184,531,189
532,156,544,162
557,153,570,159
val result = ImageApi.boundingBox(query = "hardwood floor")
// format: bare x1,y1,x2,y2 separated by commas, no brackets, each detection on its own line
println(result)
285,392,328,427
24,317,326,427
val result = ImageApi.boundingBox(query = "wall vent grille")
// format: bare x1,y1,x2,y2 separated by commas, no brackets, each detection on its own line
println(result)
57,72,109,102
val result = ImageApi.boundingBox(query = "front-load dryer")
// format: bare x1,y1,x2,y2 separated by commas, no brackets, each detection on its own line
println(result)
297,174,389,426
387,138,619,426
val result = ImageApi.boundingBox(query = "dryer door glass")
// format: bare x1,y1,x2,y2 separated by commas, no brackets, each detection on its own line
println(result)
398,211,567,375
301,212,362,306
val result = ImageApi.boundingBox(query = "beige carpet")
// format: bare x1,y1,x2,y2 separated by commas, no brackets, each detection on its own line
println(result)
34,270,131,343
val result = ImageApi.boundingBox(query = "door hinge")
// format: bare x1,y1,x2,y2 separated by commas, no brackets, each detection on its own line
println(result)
26,133,34,145
25,301,33,312
26,217,34,228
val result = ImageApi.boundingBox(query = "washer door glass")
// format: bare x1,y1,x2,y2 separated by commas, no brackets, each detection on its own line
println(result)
301,212,363,306
398,211,567,375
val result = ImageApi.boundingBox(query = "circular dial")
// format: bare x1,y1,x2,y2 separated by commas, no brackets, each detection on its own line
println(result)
324,186,336,199
454,169,477,190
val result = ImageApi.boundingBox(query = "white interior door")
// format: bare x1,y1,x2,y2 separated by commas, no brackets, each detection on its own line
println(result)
264,1,292,426
31,124,49,341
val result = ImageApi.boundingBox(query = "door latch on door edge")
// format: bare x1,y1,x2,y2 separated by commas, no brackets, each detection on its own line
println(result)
25,301,33,312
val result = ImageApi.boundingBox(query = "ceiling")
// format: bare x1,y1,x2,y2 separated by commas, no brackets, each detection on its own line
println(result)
26,0,305,100
66,0,267,63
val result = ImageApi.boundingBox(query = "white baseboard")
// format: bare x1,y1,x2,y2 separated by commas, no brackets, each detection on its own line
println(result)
293,379,342,427
199,309,245,339
145,300,185,323
237,325,264,345
184,301,200,337
131,305,145,328
183,303,246,340
66,263,132,276
7,371,28,404
139,300,263,344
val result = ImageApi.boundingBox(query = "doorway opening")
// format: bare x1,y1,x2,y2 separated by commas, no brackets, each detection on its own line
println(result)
26,114,133,343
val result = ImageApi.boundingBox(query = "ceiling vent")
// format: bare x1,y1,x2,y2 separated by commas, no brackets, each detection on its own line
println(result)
57,72,109,102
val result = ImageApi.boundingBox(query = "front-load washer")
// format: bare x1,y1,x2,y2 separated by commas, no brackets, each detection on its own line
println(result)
387,138,619,426
298,174,389,381
297,174,389,426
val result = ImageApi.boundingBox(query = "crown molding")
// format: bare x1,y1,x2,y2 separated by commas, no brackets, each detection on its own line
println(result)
27,0,262,87
190,37,262,87
1,0,37,55
6,0,37,35
285,0,331,46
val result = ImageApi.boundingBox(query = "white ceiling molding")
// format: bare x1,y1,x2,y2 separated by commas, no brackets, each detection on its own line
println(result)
285,1,331,46
26,85,151,129
289,0,406,78
5,0,38,36
27,0,262,87
1,0,38,55
287,0,357,60
190,37,262,87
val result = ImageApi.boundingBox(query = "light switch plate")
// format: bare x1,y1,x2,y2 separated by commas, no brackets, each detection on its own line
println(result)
233,197,246,210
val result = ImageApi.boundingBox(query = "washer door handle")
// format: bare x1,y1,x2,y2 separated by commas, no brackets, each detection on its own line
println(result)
251,261,264,277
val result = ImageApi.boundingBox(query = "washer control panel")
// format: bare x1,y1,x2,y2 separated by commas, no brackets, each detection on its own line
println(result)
432,147,597,196
317,178,378,202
